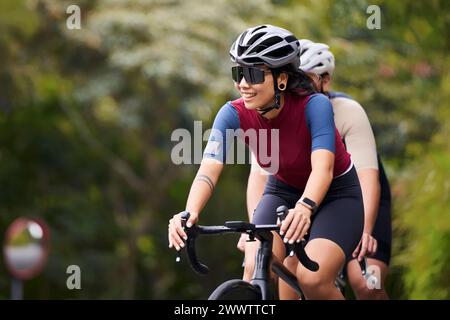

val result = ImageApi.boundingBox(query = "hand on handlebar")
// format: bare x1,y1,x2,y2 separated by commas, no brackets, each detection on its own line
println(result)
168,211,199,251
176,206,319,274
279,204,311,244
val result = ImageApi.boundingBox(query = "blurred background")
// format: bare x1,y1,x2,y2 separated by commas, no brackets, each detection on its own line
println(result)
0,0,448,299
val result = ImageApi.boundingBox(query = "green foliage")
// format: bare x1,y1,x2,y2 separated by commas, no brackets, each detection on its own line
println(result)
394,149,450,299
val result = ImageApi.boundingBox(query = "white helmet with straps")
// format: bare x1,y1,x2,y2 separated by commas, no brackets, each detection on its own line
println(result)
299,39,335,75
230,24,301,69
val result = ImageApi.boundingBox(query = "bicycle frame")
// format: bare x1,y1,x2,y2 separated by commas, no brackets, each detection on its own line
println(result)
249,227,305,299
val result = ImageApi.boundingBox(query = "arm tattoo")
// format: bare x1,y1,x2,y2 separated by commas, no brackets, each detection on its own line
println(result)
195,174,215,193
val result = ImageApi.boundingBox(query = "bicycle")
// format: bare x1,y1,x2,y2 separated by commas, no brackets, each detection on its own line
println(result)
177,205,319,300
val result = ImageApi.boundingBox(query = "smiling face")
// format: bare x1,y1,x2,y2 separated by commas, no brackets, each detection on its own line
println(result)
233,67,277,110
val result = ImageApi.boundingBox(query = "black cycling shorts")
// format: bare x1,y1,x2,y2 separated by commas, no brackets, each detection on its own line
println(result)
252,166,364,263
348,158,392,266
368,201,392,265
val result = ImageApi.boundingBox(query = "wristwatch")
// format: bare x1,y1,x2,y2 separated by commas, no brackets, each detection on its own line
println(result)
297,197,318,213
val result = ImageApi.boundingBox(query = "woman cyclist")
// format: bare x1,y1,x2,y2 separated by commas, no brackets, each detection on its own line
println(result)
242,39,391,299
168,25,364,299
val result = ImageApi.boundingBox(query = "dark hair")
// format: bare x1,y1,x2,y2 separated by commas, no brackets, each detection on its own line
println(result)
304,72,331,97
272,64,317,96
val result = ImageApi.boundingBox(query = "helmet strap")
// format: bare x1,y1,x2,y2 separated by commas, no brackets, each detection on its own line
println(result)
257,71,281,116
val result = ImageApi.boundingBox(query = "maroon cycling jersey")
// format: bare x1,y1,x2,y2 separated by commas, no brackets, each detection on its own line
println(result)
204,92,352,190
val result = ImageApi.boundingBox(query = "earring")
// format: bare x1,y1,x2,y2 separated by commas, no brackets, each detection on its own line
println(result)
278,83,286,91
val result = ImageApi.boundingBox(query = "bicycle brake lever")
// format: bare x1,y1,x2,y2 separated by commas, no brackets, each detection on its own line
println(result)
276,205,289,221
359,257,367,277
276,206,294,256
179,211,209,275
176,211,190,263
276,205,319,272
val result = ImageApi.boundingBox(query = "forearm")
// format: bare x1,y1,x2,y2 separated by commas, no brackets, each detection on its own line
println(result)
300,150,334,208
301,167,333,207
357,168,381,234
246,171,268,220
185,159,223,215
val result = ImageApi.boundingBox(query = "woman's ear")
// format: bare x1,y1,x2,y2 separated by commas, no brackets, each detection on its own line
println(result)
277,72,289,89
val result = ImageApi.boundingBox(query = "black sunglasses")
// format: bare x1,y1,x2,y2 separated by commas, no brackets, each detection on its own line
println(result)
231,66,269,84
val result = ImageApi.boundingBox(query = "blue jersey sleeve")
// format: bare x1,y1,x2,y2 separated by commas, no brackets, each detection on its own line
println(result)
305,93,336,153
328,91,353,100
203,102,240,162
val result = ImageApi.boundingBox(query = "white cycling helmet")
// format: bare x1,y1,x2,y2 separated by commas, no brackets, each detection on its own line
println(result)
299,39,335,75
230,24,301,69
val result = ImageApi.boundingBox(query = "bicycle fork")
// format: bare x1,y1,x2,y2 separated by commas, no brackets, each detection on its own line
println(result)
251,245,273,299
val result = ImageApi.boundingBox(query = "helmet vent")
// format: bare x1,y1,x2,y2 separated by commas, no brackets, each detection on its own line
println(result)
251,25,267,34
243,57,263,64
285,35,297,43
263,36,283,47
247,32,266,46
248,44,266,54
265,45,294,59
237,45,248,56
238,31,248,46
